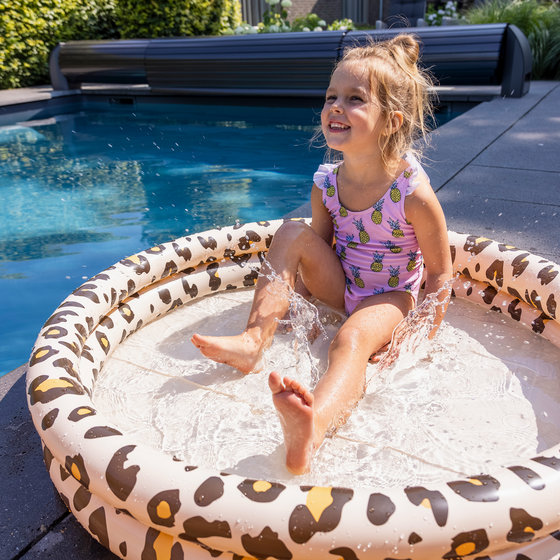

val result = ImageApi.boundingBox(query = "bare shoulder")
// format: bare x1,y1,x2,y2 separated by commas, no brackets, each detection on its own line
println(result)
404,173,444,224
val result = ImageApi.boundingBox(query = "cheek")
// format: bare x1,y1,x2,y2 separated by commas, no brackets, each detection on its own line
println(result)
320,108,330,132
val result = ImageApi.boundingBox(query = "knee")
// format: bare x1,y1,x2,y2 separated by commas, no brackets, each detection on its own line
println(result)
330,324,367,353
271,221,312,247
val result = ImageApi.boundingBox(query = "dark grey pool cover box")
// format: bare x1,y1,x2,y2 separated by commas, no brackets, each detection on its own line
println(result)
51,24,532,98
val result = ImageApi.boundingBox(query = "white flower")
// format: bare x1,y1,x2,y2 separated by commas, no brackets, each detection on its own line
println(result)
438,9,444,14
234,25,246,34
281,0,292,6
268,24,280,32
446,1,454,7
318,19,327,26
267,0,280,4
313,26,323,31
303,26,310,31
428,13,436,19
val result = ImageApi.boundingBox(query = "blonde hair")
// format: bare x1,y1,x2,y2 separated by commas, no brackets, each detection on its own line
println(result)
329,34,436,172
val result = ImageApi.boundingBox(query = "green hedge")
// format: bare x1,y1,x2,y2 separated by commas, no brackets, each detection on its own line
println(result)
0,0,241,90
116,0,241,39
0,0,119,89
465,0,560,80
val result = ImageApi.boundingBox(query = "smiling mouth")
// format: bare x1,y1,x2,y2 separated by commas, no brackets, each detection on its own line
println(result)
329,122,350,131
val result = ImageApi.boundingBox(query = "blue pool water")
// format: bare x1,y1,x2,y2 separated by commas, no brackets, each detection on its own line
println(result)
0,104,323,376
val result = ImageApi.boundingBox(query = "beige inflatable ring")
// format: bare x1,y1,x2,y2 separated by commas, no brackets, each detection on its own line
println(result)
27,219,560,560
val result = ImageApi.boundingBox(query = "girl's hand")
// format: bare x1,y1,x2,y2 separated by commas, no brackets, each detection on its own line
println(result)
368,341,390,363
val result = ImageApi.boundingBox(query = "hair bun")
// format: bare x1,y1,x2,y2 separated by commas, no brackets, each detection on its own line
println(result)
388,34,420,67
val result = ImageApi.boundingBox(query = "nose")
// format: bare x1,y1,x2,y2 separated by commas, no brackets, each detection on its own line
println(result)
330,100,343,114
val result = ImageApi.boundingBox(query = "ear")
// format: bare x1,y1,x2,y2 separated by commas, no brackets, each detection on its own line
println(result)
386,111,404,135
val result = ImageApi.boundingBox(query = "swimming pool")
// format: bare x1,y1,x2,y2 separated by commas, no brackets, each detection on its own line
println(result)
0,103,323,376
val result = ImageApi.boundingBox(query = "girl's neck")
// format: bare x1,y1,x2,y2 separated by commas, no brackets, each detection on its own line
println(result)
339,152,400,192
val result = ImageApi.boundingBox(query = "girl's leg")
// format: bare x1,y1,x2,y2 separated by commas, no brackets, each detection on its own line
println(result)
191,222,346,373
269,291,414,475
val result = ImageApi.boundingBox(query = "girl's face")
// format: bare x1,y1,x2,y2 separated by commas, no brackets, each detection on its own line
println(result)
321,61,386,157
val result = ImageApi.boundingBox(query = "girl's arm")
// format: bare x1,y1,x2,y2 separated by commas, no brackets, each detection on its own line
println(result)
310,184,335,244
405,176,453,337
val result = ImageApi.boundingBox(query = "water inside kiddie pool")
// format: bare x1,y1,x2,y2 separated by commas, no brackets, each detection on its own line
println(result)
92,289,560,488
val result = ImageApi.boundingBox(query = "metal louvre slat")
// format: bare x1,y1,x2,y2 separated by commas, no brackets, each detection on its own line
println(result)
148,59,333,90
146,51,338,60
146,42,342,60
423,53,500,62
422,42,503,54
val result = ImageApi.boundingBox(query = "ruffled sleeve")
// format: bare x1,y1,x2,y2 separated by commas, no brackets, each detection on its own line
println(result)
313,163,338,191
404,153,430,196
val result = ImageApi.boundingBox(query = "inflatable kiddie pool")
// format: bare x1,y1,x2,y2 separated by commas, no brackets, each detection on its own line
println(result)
27,219,560,560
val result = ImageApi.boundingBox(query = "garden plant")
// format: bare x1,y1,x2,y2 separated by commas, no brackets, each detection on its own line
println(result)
465,0,560,79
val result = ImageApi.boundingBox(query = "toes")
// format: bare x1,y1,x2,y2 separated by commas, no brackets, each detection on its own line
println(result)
191,334,204,347
283,376,299,392
268,371,284,394
283,377,312,406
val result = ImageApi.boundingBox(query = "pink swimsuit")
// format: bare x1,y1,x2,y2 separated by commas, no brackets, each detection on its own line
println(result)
314,155,427,315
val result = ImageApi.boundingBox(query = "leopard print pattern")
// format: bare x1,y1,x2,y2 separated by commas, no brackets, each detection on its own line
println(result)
27,220,560,560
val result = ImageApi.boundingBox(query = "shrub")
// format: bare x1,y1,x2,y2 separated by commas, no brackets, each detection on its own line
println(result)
0,0,118,89
116,0,241,39
256,0,291,33
291,13,327,32
465,0,560,79
425,1,464,26
327,18,356,31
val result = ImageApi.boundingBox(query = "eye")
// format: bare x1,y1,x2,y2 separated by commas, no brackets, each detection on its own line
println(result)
325,95,336,102
350,95,364,102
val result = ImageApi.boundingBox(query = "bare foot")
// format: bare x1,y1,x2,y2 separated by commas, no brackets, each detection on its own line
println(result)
191,333,263,374
269,371,316,475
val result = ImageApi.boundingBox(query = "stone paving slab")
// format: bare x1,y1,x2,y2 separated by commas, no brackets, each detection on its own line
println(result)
0,367,68,560
20,515,117,560
0,86,80,107
425,81,559,191
473,84,560,173
447,165,560,207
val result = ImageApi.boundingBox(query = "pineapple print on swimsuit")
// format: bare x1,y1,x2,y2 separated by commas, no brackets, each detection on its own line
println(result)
313,155,426,315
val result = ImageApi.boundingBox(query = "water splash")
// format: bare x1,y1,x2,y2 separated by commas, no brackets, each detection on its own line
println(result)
370,276,455,387
253,260,328,388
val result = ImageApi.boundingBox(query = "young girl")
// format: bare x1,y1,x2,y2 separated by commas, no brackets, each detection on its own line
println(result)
192,34,453,475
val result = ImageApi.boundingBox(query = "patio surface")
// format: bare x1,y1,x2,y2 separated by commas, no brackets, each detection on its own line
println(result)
1,80,559,560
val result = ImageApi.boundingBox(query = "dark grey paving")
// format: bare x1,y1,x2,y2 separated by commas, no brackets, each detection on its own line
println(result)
284,201,311,219
438,190,560,261
20,515,117,560
473,84,560,173
0,366,68,560
425,81,559,191
450,165,560,207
